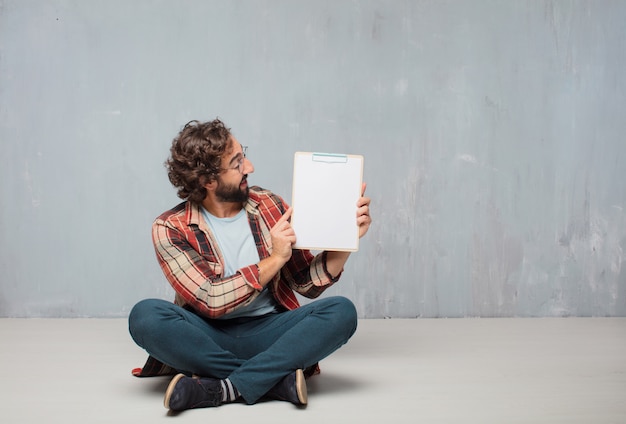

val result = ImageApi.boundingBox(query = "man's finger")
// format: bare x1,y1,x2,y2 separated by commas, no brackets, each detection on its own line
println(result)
276,207,293,225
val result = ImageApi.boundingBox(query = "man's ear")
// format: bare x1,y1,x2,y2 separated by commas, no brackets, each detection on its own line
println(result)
204,179,217,192
202,175,218,193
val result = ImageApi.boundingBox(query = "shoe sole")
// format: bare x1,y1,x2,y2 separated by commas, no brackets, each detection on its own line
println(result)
295,369,308,405
164,373,186,409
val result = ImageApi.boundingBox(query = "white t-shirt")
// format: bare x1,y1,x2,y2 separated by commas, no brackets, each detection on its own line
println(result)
201,207,279,319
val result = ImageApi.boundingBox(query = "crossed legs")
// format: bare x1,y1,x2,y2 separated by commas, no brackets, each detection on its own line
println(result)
128,296,357,404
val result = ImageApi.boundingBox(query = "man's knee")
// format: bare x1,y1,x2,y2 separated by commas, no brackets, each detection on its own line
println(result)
326,296,358,337
128,298,168,345
333,296,357,320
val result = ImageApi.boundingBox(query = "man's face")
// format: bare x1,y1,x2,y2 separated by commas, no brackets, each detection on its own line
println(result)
215,138,253,203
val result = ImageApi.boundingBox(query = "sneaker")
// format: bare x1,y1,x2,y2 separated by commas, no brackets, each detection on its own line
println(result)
164,374,223,411
266,369,308,405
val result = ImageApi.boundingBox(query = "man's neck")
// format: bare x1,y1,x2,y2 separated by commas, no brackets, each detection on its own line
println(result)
201,197,244,218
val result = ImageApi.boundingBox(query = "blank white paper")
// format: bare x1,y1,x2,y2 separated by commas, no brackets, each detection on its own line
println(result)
290,152,363,251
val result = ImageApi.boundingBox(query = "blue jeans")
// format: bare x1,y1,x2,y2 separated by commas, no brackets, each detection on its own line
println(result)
128,296,357,404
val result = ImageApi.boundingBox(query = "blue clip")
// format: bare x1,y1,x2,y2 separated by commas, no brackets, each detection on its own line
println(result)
311,152,348,164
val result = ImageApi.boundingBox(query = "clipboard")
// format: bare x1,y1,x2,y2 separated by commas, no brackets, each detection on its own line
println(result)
290,151,364,251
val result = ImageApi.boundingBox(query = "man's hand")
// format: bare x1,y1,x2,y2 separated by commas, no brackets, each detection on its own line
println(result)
270,207,296,263
357,183,372,238
258,207,296,287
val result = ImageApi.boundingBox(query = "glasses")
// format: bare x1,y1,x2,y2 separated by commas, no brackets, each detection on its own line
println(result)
220,146,248,174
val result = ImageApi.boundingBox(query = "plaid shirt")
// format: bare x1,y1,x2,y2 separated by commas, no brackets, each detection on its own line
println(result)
152,185,342,319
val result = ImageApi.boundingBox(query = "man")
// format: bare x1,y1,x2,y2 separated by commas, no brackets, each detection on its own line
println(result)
129,118,371,411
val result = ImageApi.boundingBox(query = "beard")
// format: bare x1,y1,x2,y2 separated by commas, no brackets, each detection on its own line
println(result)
215,176,249,203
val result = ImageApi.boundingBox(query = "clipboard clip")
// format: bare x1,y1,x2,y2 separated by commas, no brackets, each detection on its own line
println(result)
311,152,348,164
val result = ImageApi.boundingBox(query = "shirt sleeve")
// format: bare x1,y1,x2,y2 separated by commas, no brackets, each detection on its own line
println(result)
281,249,342,298
152,218,263,319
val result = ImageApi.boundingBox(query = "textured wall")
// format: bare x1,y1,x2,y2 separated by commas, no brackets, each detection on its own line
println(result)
1,0,625,317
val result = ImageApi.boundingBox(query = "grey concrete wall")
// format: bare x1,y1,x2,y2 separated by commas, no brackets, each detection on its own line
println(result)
1,0,625,317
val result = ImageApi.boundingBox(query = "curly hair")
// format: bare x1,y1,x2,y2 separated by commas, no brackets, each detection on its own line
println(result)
165,118,233,204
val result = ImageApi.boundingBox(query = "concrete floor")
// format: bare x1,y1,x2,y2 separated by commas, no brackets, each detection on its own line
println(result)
1,317,625,424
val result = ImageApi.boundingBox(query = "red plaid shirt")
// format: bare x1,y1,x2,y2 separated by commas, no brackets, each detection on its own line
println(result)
152,186,342,319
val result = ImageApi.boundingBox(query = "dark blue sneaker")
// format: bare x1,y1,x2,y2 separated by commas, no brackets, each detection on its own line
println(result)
266,369,308,405
164,374,223,411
